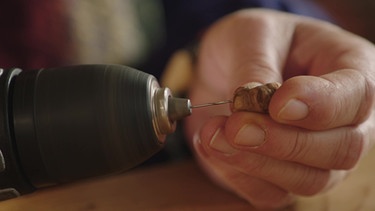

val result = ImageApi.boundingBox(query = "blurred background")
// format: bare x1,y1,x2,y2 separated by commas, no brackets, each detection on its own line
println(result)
315,0,375,43
1,0,374,72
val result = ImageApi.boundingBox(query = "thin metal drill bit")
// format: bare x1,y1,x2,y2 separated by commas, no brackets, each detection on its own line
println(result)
191,100,232,109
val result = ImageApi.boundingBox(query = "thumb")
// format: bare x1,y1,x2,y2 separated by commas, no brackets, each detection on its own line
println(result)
269,69,373,130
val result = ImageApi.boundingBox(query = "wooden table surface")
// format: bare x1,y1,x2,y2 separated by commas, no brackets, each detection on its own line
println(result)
1,147,375,211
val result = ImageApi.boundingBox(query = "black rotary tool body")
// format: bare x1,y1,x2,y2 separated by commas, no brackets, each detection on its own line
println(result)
0,64,192,200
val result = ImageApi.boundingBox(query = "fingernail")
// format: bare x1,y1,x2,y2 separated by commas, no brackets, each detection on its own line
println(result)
234,124,265,147
209,128,237,155
278,99,309,121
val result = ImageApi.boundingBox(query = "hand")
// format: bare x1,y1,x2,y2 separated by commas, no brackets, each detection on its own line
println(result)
185,9,375,210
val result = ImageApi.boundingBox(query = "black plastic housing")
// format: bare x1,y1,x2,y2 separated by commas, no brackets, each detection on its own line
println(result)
0,65,164,198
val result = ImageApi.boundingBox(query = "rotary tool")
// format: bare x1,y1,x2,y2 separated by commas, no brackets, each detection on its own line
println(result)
0,64,234,201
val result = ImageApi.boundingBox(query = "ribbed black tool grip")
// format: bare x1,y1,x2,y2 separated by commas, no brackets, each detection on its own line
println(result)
11,65,163,189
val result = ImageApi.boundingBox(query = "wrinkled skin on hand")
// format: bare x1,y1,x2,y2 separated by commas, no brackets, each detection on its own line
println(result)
184,9,375,210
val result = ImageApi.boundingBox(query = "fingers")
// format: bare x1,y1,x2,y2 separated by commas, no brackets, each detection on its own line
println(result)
272,14,375,130
269,69,375,130
193,124,296,210
225,112,365,170
185,9,375,209
197,9,375,131
198,116,332,196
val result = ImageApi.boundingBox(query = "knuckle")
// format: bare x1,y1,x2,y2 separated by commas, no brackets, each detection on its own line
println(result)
319,70,374,129
331,127,365,169
326,99,344,128
292,169,329,196
312,87,343,130
282,131,309,161
243,153,270,174
354,77,375,124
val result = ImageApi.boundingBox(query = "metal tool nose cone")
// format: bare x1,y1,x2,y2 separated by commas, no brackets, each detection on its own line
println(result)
168,97,192,121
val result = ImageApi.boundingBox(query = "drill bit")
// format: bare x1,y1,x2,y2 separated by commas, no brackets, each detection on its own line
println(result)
190,100,232,109
168,98,232,122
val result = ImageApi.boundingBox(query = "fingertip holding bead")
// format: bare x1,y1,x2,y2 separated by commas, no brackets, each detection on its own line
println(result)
278,99,309,121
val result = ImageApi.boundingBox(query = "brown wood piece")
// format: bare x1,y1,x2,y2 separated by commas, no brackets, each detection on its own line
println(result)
231,82,281,113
